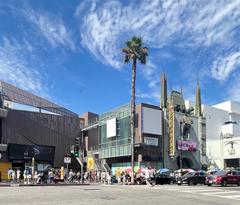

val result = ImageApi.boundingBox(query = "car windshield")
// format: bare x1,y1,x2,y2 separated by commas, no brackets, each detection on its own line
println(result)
214,170,226,176
182,172,195,177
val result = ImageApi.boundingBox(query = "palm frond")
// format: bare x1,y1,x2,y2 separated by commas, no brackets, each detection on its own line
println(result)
122,36,147,64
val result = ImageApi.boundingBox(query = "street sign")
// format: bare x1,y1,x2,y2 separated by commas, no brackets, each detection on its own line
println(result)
64,157,71,164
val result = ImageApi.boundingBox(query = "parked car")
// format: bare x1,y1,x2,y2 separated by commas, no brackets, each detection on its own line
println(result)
154,173,176,185
177,171,206,185
205,170,240,186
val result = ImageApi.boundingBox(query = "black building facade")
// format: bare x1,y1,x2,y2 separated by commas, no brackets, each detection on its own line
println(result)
0,81,80,179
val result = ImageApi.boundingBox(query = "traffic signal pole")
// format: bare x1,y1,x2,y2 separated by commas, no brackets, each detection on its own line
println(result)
73,134,85,183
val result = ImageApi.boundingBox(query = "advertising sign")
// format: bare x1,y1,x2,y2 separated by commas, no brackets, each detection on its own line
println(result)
87,157,94,170
8,143,55,162
177,140,197,152
144,137,158,146
142,107,162,135
169,107,175,157
107,118,116,138
64,157,71,164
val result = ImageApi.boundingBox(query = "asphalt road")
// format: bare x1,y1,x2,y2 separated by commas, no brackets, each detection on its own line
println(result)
0,184,240,205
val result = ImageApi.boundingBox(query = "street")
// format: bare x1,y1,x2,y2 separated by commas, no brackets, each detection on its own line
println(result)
0,184,240,205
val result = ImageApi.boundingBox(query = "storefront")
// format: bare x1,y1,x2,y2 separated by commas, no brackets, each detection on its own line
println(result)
7,143,55,172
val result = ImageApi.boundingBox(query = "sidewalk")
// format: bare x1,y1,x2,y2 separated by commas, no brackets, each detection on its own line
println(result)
0,182,90,187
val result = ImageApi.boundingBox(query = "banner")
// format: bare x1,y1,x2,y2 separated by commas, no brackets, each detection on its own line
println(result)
87,157,94,170
177,140,197,152
169,107,175,157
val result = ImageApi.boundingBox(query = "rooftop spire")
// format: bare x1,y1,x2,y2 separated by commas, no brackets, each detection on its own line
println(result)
160,73,167,109
195,80,202,117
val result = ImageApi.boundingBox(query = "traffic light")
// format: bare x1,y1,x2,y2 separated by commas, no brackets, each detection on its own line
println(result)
75,137,80,146
73,145,79,157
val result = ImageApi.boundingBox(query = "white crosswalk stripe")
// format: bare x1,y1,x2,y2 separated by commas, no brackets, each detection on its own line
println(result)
154,185,240,201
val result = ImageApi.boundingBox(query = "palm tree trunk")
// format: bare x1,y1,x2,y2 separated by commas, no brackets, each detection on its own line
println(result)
131,58,136,184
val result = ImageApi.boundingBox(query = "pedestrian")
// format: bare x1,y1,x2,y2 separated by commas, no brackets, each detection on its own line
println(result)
16,169,21,183
27,172,31,184
34,171,38,184
107,173,111,185
48,169,54,183
7,168,12,182
97,171,101,183
77,171,81,183
101,172,106,184
12,170,16,183
145,168,151,186
122,172,126,185
68,169,74,183
23,168,28,184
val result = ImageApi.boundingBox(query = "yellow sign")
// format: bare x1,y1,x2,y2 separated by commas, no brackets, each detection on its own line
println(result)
169,107,175,157
87,157,94,170
60,166,64,180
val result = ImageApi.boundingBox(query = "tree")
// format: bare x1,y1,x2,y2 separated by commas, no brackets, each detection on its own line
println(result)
122,36,148,183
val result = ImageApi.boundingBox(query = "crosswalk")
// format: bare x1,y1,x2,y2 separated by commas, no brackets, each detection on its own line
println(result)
154,185,240,201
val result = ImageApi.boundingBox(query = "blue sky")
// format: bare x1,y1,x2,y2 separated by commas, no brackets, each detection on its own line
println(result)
0,0,240,115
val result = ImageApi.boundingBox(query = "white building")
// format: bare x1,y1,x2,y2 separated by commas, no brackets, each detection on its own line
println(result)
203,101,240,169
186,100,240,169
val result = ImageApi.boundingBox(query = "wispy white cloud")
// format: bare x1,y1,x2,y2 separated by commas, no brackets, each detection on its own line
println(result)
76,0,240,92
227,74,240,102
25,9,76,51
74,0,240,106
211,51,240,81
0,37,48,96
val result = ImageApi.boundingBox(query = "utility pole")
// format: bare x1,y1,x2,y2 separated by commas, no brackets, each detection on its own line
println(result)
80,132,84,183
179,121,183,176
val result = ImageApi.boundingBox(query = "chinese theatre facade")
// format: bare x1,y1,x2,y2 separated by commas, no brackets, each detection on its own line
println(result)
161,74,206,170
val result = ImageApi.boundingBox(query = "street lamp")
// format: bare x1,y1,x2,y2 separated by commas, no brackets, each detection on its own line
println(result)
179,121,183,176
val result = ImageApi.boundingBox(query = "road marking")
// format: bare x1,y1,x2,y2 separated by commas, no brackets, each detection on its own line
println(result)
163,187,205,191
154,185,240,200
181,189,221,193
201,191,239,195
217,195,240,201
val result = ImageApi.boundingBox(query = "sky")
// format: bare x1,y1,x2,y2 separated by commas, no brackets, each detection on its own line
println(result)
0,0,240,115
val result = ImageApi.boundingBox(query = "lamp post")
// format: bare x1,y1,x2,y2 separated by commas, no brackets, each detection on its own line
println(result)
179,121,183,176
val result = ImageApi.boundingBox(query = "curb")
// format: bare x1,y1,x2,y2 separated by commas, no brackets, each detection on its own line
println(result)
0,183,90,187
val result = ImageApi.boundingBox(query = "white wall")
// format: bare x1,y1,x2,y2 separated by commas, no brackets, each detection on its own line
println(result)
212,101,231,112
213,101,240,114
202,105,229,168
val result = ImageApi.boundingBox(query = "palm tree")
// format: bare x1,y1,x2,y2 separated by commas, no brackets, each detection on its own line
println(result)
122,36,148,183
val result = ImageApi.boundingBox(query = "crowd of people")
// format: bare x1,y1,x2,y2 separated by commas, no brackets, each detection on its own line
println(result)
4,167,170,186
6,168,62,184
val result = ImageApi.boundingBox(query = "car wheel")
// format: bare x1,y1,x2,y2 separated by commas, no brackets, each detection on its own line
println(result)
207,184,212,186
177,182,182,186
169,180,174,185
237,182,240,186
221,180,227,187
188,180,194,186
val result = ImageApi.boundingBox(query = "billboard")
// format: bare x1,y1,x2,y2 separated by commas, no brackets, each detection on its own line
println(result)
142,107,162,135
87,157,94,170
144,137,158,146
107,118,116,138
177,140,197,152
